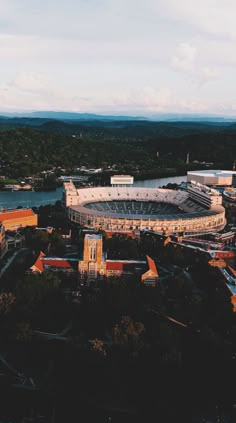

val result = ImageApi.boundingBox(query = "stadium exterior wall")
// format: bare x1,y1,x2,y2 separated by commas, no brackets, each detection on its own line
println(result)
68,207,225,234
65,186,226,235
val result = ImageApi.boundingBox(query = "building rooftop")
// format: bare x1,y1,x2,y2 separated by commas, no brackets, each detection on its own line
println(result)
146,255,158,276
106,260,146,271
188,169,236,177
84,234,102,240
31,251,45,272
41,257,77,269
0,208,35,221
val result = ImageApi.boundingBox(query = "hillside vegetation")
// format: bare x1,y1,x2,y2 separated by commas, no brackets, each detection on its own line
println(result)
0,119,236,178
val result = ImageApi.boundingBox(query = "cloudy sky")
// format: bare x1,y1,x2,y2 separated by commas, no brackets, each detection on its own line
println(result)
0,0,236,116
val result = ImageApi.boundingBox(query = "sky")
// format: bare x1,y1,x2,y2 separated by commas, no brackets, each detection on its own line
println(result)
0,0,236,116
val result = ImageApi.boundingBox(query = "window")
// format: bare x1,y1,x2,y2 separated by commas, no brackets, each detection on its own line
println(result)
89,245,96,260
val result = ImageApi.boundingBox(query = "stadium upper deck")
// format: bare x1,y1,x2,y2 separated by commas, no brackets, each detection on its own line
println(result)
64,183,226,235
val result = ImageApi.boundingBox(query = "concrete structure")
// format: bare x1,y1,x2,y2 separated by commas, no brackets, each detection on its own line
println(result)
110,175,134,186
187,181,223,208
0,209,37,231
187,170,236,186
62,181,79,208
64,182,226,235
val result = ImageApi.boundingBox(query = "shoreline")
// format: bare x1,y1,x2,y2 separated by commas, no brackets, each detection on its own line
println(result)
0,176,186,209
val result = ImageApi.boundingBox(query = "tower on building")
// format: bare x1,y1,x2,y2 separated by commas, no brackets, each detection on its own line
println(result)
186,153,190,164
78,234,106,281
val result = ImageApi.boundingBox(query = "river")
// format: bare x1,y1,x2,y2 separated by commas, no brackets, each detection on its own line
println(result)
133,175,186,188
0,176,186,209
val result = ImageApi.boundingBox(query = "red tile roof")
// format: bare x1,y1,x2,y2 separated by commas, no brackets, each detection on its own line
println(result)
146,256,158,276
32,251,45,272
213,250,234,259
106,261,126,271
106,260,146,272
41,258,73,269
0,209,35,221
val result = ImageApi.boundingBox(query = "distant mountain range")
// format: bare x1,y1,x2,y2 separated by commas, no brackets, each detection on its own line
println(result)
0,110,236,123
0,111,147,121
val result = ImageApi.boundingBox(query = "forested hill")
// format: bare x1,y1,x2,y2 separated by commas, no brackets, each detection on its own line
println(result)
1,121,236,178
1,115,236,135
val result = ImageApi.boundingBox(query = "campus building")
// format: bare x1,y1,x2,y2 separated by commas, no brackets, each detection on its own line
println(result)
187,170,236,187
0,208,38,231
32,233,159,286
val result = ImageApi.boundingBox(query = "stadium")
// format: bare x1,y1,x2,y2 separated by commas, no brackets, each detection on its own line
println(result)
64,180,226,235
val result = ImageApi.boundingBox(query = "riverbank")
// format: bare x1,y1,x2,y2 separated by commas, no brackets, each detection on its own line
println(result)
0,175,187,209
0,187,64,209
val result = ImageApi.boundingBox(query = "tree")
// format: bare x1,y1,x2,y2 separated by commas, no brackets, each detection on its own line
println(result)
0,292,16,315
112,316,145,354
15,321,33,342
90,339,106,356
15,271,60,309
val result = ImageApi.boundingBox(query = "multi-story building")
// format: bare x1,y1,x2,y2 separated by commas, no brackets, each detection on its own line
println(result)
32,233,159,286
187,170,236,187
0,208,37,231
187,181,222,208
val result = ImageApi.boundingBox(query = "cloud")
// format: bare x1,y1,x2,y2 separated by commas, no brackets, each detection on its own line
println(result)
155,0,236,40
111,86,173,111
110,86,210,114
0,72,235,116
171,43,197,72
170,42,221,87
11,73,51,92
0,1,235,115
198,66,220,84
0,72,71,111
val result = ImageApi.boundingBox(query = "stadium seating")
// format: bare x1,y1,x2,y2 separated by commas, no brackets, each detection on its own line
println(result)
85,200,184,216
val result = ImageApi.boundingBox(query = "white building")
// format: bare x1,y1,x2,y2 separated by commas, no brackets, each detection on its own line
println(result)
187,170,236,186
187,181,223,208
110,175,134,186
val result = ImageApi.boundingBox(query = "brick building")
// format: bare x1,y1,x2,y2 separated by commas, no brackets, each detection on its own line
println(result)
0,208,37,231
32,233,158,286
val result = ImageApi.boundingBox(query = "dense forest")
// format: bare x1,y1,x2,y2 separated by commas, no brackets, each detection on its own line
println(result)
1,118,236,178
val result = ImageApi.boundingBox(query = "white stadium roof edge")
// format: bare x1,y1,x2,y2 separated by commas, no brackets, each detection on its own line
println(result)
64,184,226,235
